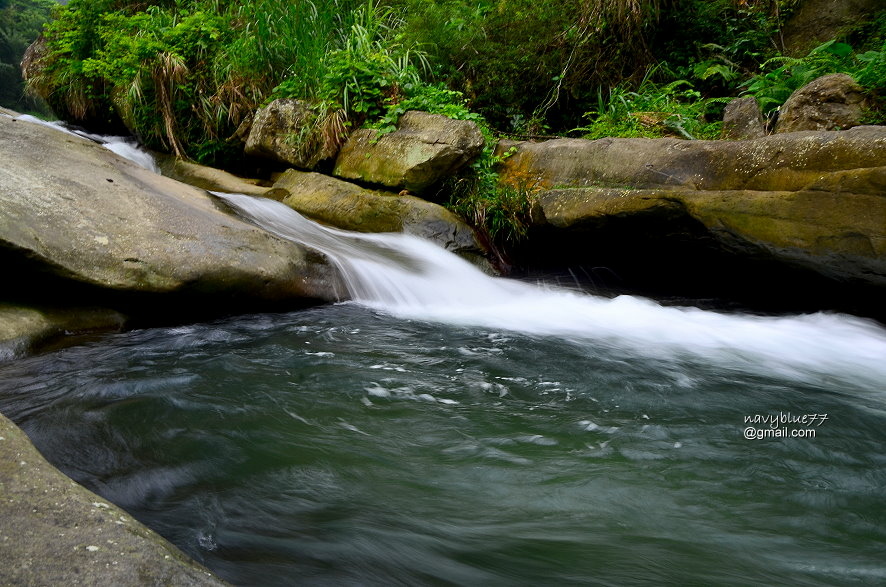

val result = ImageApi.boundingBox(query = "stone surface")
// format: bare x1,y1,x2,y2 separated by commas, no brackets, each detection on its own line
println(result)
0,411,227,586
775,74,869,133
272,169,489,263
155,154,272,197
333,111,485,195
0,304,126,361
721,97,767,140
497,125,886,193
0,115,344,305
244,98,341,169
501,126,886,301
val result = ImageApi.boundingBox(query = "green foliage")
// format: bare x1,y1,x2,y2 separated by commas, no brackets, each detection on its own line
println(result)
0,0,54,112
574,75,727,140
743,39,886,114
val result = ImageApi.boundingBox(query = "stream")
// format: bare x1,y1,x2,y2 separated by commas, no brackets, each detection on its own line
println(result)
1,122,885,585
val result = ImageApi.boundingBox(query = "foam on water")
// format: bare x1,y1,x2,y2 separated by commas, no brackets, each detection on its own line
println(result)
217,192,886,390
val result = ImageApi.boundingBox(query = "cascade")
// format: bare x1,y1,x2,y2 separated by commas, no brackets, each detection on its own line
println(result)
217,193,886,391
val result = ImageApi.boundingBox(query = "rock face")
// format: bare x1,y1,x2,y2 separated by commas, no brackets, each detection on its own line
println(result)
782,0,883,56
500,126,886,309
0,116,344,307
244,98,342,169
0,412,226,586
333,111,485,195
775,74,868,133
721,97,767,140
498,126,886,192
271,169,489,263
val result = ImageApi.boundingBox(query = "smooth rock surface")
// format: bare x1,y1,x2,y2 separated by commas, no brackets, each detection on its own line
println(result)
0,411,226,586
497,126,886,192
333,111,484,195
272,170,489,262
0,115,343,304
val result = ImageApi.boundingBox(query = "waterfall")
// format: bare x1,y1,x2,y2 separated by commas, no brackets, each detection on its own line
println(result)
217,192,886,391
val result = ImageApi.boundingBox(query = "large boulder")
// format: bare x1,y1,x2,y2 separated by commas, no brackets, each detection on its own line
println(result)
531,184,886,288
333,111,485,196
775,74,869,133
781,0,883,56
0,411,226,585
244,98,342,169
0,116,344,308
271,169,489,264
501,126,886,313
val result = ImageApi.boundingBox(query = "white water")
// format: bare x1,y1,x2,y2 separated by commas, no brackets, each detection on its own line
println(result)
218,192,886,390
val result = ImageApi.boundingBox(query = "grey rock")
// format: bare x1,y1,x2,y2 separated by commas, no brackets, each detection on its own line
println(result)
0,411,227,585
244,98,343,169
775,73,869,133
333,111,485,196
721,96,767,140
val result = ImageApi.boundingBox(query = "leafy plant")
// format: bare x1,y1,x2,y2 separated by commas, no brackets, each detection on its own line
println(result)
574,74,727,140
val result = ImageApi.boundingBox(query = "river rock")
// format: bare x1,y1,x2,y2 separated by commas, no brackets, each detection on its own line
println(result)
333,111,485,196
0,411,226,585
498,125,886,192
501,126,886,307
244,98,342,169
775,74,868,133
721,96,767,140
0,304,126,361
155,154,272,197
271,169,489,263
0,115,344,307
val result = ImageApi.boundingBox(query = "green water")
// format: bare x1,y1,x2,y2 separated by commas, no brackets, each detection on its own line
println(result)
1,303,884,586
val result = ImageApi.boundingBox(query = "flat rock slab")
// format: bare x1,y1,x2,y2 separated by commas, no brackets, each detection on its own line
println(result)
0,412,226,585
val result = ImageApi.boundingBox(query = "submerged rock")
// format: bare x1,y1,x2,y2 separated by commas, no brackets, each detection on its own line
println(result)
774,73,868,134
0,411,227,585
0,116,345,308
333,111,484,196
0,304,126,361
271,169,490,266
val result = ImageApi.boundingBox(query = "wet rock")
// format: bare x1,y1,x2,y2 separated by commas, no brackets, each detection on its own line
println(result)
0,411,227,585
0,115,344,306
272,169,489,266
333,111,484,196
0,304,126,361
155,154,272,197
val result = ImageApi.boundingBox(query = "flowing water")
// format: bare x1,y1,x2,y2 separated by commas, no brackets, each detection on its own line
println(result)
2,120,886,585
